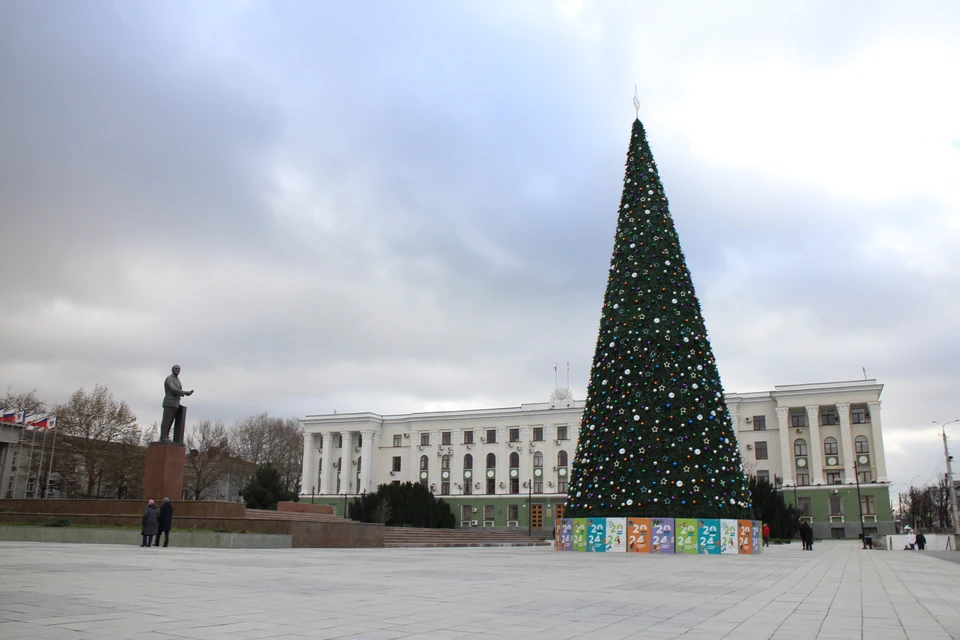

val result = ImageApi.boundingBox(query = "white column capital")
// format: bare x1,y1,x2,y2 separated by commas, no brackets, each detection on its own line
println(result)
867,401,882,412
835,402,851,413
776,406,794,486
729,413,740,430
805,405,820,418
775,407,790,419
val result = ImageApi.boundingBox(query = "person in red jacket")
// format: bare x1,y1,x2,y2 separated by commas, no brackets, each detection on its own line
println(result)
762,522,771,547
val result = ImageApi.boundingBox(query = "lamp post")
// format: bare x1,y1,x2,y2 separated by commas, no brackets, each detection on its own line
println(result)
527,479,533,537
897,475,920,533
934,419,960,533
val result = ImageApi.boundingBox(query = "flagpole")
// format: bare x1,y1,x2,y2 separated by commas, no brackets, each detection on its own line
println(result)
36,426,48,498
554,363,558,389
566,361,570,388
23,422,38,498
45,419,58,499
12,416,25,498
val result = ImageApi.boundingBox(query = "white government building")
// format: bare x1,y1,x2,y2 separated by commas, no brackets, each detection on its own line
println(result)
300,379,892,537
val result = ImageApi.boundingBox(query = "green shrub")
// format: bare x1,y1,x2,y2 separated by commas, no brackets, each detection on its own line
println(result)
45,518,71,528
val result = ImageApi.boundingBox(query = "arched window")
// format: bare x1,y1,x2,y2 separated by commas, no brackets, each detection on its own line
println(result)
855,435,869,454
463,454,473,470
420,455,428,471
533,451,543,467
486,453,496,468
557,450,568,467
509,452,519,468
824,437,838,456
794,439,807,456
441,455,450,470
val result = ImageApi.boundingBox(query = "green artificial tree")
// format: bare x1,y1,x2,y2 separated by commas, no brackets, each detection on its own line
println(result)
566,118,751,519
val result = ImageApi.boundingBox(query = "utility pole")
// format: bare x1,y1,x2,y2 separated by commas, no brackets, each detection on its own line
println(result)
934,420,960,533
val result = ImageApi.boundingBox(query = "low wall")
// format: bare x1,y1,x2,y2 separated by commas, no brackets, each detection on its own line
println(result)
0,499,245,519
0,525,291,548
886,534,957,551
289,520,383,548
277,502,334,515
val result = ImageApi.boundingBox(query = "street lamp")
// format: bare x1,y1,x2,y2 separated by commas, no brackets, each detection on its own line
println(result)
933,419,960,534
854,466,867,548
897,474,920,532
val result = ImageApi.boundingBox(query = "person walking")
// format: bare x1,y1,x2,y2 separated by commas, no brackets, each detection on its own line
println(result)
906,529,917,550
154,497,174,547
915,530,926,551
141,499,159,547
762,522,771,547
799,521,813,550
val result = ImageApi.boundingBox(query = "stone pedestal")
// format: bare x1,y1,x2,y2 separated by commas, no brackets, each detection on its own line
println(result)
144,442,186,501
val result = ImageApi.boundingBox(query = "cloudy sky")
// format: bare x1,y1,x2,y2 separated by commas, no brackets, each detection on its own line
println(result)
2,1,958,495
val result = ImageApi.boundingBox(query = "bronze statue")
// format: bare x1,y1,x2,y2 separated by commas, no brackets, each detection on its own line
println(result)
159,364,193,443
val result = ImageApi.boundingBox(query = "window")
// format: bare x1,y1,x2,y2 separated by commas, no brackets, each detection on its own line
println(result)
557,450,568,467
556,425,568,440
855,435,869,454
509,428,520,442
829,495,843,516
486,429,497,444
797,497,812,516
851,407,867,424
753,416,766,431
484,505,495,521
420,433,430,446
392,480,401,487
821,408,838,426
419,455,428,471
486,479,495,495
858,470,872,483
558,477,568,493
392,457,402,472
860,495,876,515
510,478,519,494
790,411,805,428
486,453,496,468
754,441,768,460
831,528,845,539
463,454,473,470
463,430,474,444
336,435,343,448
393,434,402,447
533,427,544,441
534,479,543,493
508,504,519,521
756,470,770,483
464,483,472,495
357,434,363,447
796,472,810,487
533,451,543,468
441,455,450,470
441,482,450,495
824,437,838,456
827,471,842,485
509,452,519,468
441,431,451,445
794,438,808,457
461,505,472,522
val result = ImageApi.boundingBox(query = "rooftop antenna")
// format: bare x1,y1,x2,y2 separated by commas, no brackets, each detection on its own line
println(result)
633,85,640,119
554,362,558,389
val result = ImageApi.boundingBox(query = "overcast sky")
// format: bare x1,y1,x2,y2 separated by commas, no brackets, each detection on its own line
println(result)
2,1,958,496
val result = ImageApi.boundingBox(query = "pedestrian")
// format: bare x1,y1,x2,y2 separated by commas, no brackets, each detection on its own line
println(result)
762,522,771,547
905,529,916,550
799,521,813,551
915,530,926,551
141,499,159,547
154,497,174,547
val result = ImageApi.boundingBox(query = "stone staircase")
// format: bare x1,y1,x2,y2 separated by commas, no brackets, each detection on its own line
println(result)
383,526,548,548
245,509,345,523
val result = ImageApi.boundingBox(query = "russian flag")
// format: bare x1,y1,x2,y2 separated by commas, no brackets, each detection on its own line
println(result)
27,416,51,429
0,409,17,423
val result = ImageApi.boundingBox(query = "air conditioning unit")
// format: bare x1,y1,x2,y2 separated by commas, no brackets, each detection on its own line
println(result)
472,507,478,512
403,433,409,438
470,520,479,526
831,489,839,494
745,417,752,422
480,437,486,443
389,471,396,476
746,444,753,450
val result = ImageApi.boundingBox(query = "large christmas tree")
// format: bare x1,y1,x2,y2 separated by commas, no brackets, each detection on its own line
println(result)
566,118,751,519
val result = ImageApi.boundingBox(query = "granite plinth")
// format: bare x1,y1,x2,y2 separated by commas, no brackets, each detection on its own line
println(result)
143,441,186,501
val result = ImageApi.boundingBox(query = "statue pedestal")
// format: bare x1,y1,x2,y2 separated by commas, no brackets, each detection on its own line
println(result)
144,442,186,501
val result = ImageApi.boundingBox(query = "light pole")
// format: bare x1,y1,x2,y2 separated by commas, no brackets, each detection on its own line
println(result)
934,420,960,533
897,474,920,532
854,466,867,548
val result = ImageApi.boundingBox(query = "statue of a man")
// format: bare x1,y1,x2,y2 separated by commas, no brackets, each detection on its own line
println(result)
159,364,194,443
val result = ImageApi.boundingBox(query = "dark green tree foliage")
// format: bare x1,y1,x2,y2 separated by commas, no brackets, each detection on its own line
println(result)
349,482,455,528
566,119,751,519
240,463,296,510
747,476,797,539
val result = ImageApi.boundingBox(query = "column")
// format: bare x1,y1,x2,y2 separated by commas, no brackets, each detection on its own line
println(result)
835,403,856,484
451,429,463,494
776,407,794,486
320,432,335,494
498,428,508,495
360,429,375,494
301,432,319,496
409,430,421,487
867,401,888,482
805,405,824,485
339,431,353,494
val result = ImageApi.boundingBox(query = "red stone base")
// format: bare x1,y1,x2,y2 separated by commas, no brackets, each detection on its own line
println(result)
143,442,186,501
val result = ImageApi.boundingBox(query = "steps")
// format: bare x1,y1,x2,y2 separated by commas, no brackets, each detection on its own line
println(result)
383,526,547,548
244,509,346,523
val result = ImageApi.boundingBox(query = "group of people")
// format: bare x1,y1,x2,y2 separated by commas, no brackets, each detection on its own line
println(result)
798,520,814,550
904,527,927,551
140,498,174,547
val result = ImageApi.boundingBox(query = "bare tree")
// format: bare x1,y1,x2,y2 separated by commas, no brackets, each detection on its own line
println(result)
184,419,232,500
1,388,47,415
230,413,303,496
141,422,159,446
52,385,138,497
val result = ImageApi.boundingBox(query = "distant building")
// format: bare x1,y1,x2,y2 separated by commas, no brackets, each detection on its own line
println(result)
301,379,893,537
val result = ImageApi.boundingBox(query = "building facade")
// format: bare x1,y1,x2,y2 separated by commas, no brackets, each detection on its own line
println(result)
301,380,893,537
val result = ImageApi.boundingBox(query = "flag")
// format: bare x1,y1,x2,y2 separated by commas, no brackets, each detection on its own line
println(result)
0,409,16,423
27,416,51,430
554,363,557,372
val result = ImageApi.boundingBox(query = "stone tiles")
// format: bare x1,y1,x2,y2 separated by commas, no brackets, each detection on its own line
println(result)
1,540,958,639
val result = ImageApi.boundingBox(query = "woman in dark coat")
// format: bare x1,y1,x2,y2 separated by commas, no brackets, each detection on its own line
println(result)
154,497,174,547
916,531,927,551
141,499,159,547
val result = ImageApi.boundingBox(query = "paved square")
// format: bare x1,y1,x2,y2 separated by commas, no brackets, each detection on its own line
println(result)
1,540,959,639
